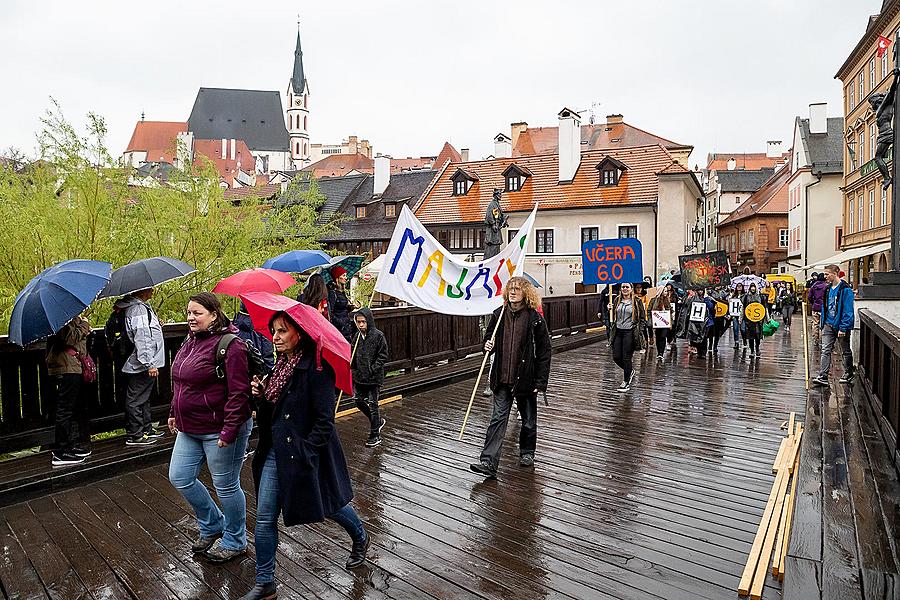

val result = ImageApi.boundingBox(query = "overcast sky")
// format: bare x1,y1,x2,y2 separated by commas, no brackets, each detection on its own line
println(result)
0,1,878,168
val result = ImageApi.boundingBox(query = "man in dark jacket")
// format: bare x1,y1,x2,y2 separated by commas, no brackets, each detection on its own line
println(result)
351,308,390,447
807,273,828,348
812,265,856,386
470,277,552,478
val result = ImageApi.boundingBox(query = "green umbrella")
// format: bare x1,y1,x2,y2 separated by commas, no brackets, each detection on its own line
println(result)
318,255,366,284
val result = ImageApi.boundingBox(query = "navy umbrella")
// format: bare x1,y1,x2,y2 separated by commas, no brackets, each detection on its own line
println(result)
262,250,331,274
523,272,542,289
9,259,112,346
98,256,196,299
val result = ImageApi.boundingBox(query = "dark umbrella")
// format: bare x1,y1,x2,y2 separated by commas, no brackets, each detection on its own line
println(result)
262,249,331,274
9,259,112,346
98,256,196,299
318,255,366,284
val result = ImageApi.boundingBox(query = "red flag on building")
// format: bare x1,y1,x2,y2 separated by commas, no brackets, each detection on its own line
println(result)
877,35,892,58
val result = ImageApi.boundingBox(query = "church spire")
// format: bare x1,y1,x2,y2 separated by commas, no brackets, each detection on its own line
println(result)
291,22,306,95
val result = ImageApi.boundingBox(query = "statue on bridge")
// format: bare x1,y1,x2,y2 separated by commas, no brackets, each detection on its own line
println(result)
870,68,899,190
483,188,509,259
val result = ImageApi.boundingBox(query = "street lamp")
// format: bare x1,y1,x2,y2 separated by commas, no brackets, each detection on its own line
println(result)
685,222,702,252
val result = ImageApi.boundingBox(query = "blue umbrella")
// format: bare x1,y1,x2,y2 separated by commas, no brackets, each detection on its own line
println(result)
523,272,542,288
262,249,331,274
9,259,112,346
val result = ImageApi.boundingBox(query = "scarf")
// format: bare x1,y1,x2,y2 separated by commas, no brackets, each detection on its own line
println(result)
265,350,303,404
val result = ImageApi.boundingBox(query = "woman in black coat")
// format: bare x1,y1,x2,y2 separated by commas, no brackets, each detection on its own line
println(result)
240,311,368,600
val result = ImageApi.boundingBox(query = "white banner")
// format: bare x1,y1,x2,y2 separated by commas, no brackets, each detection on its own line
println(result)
689,302,708,322
375,204,538,316
651,310,672,329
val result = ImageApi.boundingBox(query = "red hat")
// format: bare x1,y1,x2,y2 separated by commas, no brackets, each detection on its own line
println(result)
839,270,845,278
331,266,347,279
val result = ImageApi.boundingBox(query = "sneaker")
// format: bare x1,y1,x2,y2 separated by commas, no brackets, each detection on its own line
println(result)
469,460,497,479
481,388,492,397
238,582,277,600
51,451,86,467
811,376,829,387
125,434,157,447
519,454,534,468
191,531,223,553
616,381,630,393
639,349,646,354
346,532,370,570
733,343,739,350
144,429,165,440
657,355,664,362
204,539,246,563
365,435,382,447
377,418,386,434
838,373,854,384
71,445,92,458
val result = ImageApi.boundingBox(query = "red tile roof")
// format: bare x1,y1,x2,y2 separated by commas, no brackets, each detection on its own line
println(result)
303,153,374,178
223,184,280,201
432,142,462,171
718,165,791,226
512,122,688,157
125,121,188,163
390,157,434,172
193,138,256,185
416,144,676,225
706,152,790,171
657,160,692,175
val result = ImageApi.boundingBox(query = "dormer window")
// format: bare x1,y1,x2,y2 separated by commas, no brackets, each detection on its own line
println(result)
502,164,532,193
450,168,478,196
356,205,366,218
384,203,396,218
595,156,629,187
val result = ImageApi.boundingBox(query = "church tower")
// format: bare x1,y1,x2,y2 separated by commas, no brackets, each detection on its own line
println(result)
286,24,310,168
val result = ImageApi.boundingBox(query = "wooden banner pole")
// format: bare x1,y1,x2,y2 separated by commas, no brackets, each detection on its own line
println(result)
802,299,810,389
458,304,506,441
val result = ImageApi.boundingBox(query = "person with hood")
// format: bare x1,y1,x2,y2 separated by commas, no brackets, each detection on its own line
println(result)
742,283,767,357
167,292,253,564
807,272,828,348
234,303,275,371
114,287,166,446
241,310,368,600
45,314,94,466
328,267,355,341
351,307,389,447
812,264,856,386
470,276,551,478
687,288,716,358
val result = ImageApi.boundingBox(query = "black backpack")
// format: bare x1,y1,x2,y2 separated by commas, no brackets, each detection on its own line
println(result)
104,304,151,363
215,333,271,382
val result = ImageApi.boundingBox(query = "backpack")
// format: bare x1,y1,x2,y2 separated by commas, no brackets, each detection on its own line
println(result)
215,333,271,382
104,304,151,363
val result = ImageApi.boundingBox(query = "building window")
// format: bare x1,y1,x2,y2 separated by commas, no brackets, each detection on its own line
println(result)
836,226,843,250
859,70,865,98
356,206,366,219
295,142,300,155
384,204,396,218
740,230,746,250
858,193,864,232
618,225,638,239
581,227,599,244
536,229,554,253
507,229,519,244
779,228,788,248
882,51,888,81
870,124,876,161
870,58,876,90
602,170,616,186
506,175,521,192
454,180,468,196
849,197,855,232
735,196,741,206
849,81,856,110
859,132,865,164
870,189,875,228
303,116,307,130
882,188,888,225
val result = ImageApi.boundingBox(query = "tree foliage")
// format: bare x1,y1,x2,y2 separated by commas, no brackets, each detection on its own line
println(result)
0,101,333,332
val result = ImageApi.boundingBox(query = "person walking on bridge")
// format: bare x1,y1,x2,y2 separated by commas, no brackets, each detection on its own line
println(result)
608,282,647,392
812,265,856,386
470,276,551,479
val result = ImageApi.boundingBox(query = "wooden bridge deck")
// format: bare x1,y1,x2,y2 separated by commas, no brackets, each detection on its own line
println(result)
0,331,841,599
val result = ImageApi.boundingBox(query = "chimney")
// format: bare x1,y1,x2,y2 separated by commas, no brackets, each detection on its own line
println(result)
606,114,624,125
460,148,470,162
494,133,512,158
727,157,736,171
766,140,783,159
349,135,358,154
221,138,227,158
374,156,390,195
558,107,582,183
606,114,624,142
510,122,528,152
809,103,827,134
230,139,236,161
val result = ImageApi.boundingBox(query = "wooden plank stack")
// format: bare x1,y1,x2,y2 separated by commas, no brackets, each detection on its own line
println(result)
738,412,803,599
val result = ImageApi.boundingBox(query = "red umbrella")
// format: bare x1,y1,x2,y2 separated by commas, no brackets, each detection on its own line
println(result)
239,291,353,395
213,268,297,297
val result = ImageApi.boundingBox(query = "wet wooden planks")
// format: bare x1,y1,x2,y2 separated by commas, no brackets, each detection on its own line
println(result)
0,332,822,599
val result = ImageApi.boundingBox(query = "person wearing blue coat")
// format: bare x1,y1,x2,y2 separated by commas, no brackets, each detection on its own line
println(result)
812,265,856,386
241,311,367,600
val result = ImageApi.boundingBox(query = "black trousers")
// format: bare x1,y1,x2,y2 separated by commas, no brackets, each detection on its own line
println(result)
654,328,670,355
480,386,537,470
124,372,155,438
53,374,87,451
354,383,381,435
612,328,635,381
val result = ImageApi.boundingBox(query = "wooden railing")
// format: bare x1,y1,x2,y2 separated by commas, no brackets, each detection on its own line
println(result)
0,293,602,453
858,309,900,469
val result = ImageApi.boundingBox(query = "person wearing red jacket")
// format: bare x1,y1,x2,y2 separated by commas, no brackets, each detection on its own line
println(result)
167,292,253,564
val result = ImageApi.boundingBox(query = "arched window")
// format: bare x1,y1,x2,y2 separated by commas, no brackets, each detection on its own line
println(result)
303,115,307,130
296,142,300,155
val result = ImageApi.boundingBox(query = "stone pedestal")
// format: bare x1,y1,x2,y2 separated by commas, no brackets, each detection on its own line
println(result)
852,270,900,356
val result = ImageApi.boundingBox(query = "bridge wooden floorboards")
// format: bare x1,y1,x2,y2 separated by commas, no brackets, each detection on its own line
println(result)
0,332,815,599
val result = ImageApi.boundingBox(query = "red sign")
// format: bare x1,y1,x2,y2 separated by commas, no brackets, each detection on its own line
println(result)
363,272,372,282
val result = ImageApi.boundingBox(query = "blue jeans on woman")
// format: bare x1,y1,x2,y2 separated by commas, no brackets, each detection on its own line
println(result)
255,448,365,584
168,418,252,551
731,317,741,343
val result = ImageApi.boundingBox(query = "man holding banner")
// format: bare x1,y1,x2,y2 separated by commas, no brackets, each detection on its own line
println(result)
469,277,551,478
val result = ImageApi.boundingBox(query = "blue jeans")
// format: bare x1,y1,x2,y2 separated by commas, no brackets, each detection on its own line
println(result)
168,418,252,551
731,317,741,342
254,449,366,584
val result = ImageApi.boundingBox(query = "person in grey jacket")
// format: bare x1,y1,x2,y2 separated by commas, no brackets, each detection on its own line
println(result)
351,308,389,447
114,288,166,446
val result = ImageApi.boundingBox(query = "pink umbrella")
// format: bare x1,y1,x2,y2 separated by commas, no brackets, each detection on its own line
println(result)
213,268,297,297
239,291,353,395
